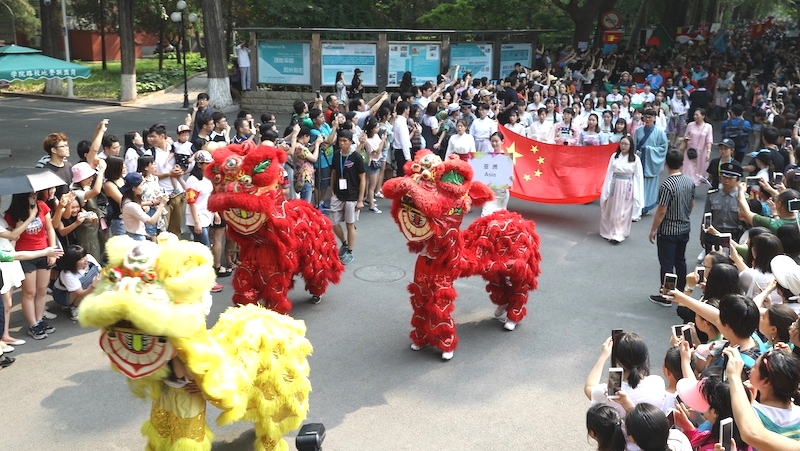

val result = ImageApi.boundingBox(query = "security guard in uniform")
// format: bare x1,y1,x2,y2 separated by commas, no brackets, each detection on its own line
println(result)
702,162,744,253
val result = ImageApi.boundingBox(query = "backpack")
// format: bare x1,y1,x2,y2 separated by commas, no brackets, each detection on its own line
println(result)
723,119,749,150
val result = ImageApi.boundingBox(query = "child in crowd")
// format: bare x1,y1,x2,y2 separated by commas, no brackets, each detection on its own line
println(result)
171,125,194,193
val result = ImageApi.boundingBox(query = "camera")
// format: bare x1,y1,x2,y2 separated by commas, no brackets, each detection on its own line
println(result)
788,198,800,212
79,211,92,220
296,423,325,451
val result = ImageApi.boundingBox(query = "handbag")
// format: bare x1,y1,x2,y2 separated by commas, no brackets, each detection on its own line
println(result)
369,159,381,170
686,147,698,160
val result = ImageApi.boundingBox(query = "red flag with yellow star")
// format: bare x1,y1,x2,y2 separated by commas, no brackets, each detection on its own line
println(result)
500,125,618,204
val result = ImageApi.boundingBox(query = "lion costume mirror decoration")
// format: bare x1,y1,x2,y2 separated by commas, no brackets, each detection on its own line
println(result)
78,234,312,451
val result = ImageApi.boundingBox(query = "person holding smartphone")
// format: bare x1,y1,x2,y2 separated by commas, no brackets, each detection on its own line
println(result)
672,376,747,450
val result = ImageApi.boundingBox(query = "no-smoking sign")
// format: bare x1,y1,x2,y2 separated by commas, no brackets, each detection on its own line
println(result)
601,11,621,30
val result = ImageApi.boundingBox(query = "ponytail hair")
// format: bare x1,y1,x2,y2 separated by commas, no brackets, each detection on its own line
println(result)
615,332,650,389
586,404,626,451
624,403,670,451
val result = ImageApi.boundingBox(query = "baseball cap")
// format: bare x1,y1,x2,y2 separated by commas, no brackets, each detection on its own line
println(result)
177,124,191,134
719,162,743,178
194,150,213,164
354,68,363,74
479,89,491,97
120,172,144,193
715,138,735,149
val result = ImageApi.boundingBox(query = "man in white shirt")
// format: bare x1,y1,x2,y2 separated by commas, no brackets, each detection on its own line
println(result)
349,92,388,128
235,40,251,91
149,124,185,237
393,101,412,176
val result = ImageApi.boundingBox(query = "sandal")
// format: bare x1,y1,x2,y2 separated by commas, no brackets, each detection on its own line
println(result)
215,266,231,277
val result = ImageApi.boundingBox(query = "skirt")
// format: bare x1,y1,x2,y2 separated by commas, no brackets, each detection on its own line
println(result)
0,260,25,295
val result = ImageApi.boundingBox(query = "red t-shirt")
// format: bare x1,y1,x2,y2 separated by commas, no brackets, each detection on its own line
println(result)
4,201,51,251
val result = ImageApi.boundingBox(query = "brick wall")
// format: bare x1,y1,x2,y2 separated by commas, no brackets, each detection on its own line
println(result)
240,90,379,114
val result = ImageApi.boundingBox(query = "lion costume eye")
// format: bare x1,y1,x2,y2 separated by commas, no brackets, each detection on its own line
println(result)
225,158,238,170
241,175,252,186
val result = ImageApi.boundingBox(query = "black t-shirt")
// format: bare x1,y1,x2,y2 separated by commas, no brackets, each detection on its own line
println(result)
331,150,365,202
44,161,73,199
705,158,742,188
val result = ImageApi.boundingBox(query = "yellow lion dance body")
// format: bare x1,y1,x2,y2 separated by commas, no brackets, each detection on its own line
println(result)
78,234,312,451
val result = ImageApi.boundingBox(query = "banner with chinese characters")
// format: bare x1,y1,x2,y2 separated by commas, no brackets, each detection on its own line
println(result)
257,41,311,85
387,43,441,86
321,43,377,86
450,43,493,79
468,152,513,190
499,125,618,204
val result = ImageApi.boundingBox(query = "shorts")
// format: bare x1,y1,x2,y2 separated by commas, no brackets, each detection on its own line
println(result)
329,194,359,224
365,160,382,175
316,166,332,191
20,256,49,274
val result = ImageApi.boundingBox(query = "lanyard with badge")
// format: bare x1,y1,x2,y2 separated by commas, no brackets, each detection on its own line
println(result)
339,153,349,190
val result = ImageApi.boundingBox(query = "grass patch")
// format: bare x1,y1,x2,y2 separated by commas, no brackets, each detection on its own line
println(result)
3,53,206,100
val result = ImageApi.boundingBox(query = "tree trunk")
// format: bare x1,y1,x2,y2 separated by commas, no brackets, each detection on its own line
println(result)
627,0,647,50
552,0,613,50
591,0,618,50
118,0,136,101
99,0,107,70
40,0,64,95
202,0,233,108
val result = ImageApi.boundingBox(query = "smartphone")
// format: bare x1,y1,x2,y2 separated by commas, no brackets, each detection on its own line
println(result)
663,273,678,295
672,324,684,337
775,172,784,185
746,176,761,188
315,91,320,97
682,325,695,349
719,417,733,451
795,172,800,182
607,367,623,399
611,328,623,368
721,344,739,381
667,409,675,428
703,212,712,230
788,199,800,212
718,233,732,256
786,137,792,148
696,266,705,283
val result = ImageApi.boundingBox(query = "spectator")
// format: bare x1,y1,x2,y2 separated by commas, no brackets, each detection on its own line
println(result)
103,156,126,237
120,172,167,242
123,130,148,175
235,39,251,91
52,244,101,321
291,126,319,204
329,130,365,265
149,124,185,237
393,102,412,177
187,93,214,143
357,117,387,214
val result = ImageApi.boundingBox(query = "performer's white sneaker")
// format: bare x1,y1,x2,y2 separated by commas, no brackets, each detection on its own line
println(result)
410,343,424,351
494,304,508,318
504,320,517,331
441,351,454,361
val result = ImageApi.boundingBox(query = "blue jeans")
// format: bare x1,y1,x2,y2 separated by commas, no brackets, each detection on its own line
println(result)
657,233,689,291
109,219,125,237
127,232,148,241
192,226,210,247
299,181,313,203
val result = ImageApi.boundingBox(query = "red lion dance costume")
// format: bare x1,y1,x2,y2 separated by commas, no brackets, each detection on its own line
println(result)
206,142,344,313
382,150,542,360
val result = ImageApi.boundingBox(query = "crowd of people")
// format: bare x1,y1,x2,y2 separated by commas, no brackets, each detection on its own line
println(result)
5,17,800,449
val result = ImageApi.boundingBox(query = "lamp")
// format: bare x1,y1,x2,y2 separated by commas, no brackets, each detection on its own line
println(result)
170,0,198,108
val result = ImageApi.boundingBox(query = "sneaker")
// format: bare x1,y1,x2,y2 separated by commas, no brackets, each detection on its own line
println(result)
211,283,223,293
375,191,384,199
69,307,79,321
28,324,47,340
410,343,425,351
340,251,354,265
39,321,55,334
339,243,349,257
441,351,454,361
310,295,322,305
42,309,57,320
648,295,673,307
504,320,517,331
0,355,14,368
369,206,382,214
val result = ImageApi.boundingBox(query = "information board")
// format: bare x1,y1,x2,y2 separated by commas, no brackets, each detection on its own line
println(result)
257,41,311,85
499,43,532,77
450,43,493,79
387,42,441,86
321,43,377,86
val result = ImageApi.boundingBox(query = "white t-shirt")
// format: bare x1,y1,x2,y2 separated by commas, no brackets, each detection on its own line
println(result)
124,147,151,176
590,374,668,418
60,254,100,292
121,200,151,235
154,147,179,192
235,44,251,68
184,175,213,227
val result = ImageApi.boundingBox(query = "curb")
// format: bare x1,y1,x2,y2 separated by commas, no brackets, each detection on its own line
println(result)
0,91,122,106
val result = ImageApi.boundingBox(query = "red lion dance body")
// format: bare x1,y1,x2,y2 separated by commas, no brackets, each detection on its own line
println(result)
206,142,344,313
382,150,542,360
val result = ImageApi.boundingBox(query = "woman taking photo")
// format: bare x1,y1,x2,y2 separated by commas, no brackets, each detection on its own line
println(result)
119,172,167,242
599,136,643,243
4,192,59,340
358,117,388,214
681,108,713,186
123,130,148,175
335,71,348,112
103,156,126,237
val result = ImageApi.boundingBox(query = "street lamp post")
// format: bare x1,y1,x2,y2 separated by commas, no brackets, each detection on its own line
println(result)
170,1,197,109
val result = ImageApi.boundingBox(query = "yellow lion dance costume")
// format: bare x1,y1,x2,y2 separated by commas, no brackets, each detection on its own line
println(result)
78,234,312,451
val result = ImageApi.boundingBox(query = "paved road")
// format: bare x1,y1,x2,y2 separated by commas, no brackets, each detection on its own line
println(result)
0,96,714,450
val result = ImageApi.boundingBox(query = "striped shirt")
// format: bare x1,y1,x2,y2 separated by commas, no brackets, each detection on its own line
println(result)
657,174,695,236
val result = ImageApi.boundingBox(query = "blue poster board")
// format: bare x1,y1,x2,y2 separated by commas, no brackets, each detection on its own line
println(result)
257,42,311,85
450,43,493,79
321,43,377,86
499,43,532,78
387,43,441,86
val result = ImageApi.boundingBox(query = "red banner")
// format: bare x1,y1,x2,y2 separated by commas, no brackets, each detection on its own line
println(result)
603,31,624,45
751,18,774,38
501,125,618,204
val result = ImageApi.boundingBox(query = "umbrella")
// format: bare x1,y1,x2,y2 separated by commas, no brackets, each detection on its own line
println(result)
0,45,91,83
0,167,66,196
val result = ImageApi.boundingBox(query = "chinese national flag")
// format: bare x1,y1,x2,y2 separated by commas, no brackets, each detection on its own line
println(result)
603,32,623,45
500,125,618,204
